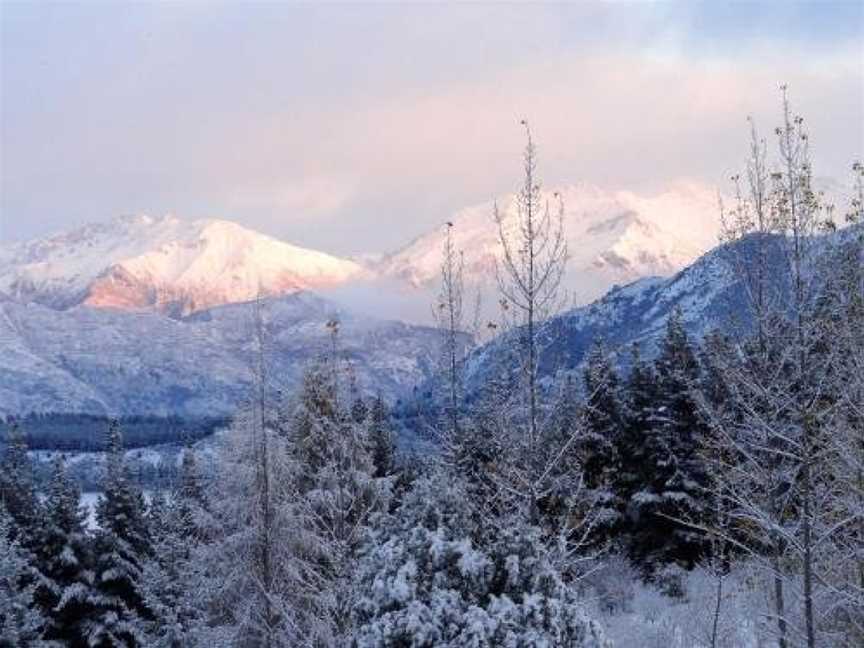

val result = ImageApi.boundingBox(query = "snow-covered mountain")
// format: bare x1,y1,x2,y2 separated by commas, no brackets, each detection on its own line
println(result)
0,184,724,418
373,182,721,306
1,183,720,321
0,291,454,417
451,224,862,400
0,215,364,317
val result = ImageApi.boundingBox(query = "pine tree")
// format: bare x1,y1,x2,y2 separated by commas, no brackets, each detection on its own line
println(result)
32,457,96,647
90,420,153,646
0,503,44,646
142,447,215,646
580,342,624,540
289,340,385,642
207,404,321,647
203,296,331,646
615,344,657,553
142,491,207,648
174,448,215,544
0,422,39,543
629,308,710,571
368,395,395,479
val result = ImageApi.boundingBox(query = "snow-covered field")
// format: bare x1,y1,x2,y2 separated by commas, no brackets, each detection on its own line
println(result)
584,560,783,648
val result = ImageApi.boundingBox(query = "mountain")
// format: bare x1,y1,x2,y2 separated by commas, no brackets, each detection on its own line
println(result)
0,291,454,418
373,182,720,306
0,215,364,317
1,183,719,323
455,224,862,399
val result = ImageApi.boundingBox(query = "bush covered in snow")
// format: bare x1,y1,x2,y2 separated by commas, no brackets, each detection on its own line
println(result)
352,474,610,647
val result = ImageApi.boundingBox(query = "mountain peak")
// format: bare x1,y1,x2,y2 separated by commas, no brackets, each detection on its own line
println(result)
0,214,363,316
375,182,720,306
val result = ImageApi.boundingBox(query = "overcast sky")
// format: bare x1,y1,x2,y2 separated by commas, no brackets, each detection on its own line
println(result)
1,2,862,254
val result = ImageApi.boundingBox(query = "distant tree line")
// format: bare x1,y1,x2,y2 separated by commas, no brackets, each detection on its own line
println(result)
0,413,228,453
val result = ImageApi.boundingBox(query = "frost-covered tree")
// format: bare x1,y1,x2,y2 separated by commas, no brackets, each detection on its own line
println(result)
368,395,395,479
32,457,96,646
142,446,216,648
207,403,325,647
0,422,39,542
433,221,470,456
204,296,327,646
492,120,569,524
287,323,387,642
701,89,860,648
579,342,624,541
614,345,658,555
173,448,217,544
0,503,44,646
621,310,710,571
352,472,610,648
811,163,864,645
90,420,153,646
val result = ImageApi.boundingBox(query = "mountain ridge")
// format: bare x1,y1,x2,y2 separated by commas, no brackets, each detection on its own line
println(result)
1,182,721,319
0,290,456,417
0,214,365,317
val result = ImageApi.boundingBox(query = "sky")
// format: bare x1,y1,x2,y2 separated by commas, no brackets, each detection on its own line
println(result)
1,1,862,255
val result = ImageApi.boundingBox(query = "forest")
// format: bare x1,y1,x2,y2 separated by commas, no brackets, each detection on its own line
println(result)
0,414,227,452
1,94,863,647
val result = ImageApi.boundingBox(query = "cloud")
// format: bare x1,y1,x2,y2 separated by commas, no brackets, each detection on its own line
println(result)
1,3,861,254
261,42,862,252
225,177,353,218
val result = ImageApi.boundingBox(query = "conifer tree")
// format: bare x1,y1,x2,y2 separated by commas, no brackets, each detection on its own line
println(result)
618,313,711,572
32,457,96,646
167,448,216,638
615,344,657,550
0,422,39,542
0,503,44,646
288,325,385,642
368,395,395,479
352,470,611,648
142,489,206,648
174,448,215,544
90,420,153,646
580,342,624,539
650,307,711,567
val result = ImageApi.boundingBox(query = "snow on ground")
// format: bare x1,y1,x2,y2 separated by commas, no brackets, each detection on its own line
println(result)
584,559,778,648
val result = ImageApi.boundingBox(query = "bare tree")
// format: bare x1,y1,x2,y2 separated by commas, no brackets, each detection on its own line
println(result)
494,120,568,462
715,113,792,648
433,222,467,453
488,120,596,544
205,293,323,646
701,88,861,648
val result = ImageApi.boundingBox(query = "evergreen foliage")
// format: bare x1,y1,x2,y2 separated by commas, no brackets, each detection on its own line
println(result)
90,420,153,646
0,504,44,646
32,458,96,646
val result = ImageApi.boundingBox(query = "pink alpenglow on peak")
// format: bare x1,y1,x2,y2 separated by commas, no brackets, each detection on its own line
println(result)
0,215,365,317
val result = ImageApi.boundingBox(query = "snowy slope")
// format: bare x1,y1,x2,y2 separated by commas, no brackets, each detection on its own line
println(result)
0,215,364,316
1,183,719,320
0,292,453,417
455,224,861,398
450,232,769,398
373,182,720,306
